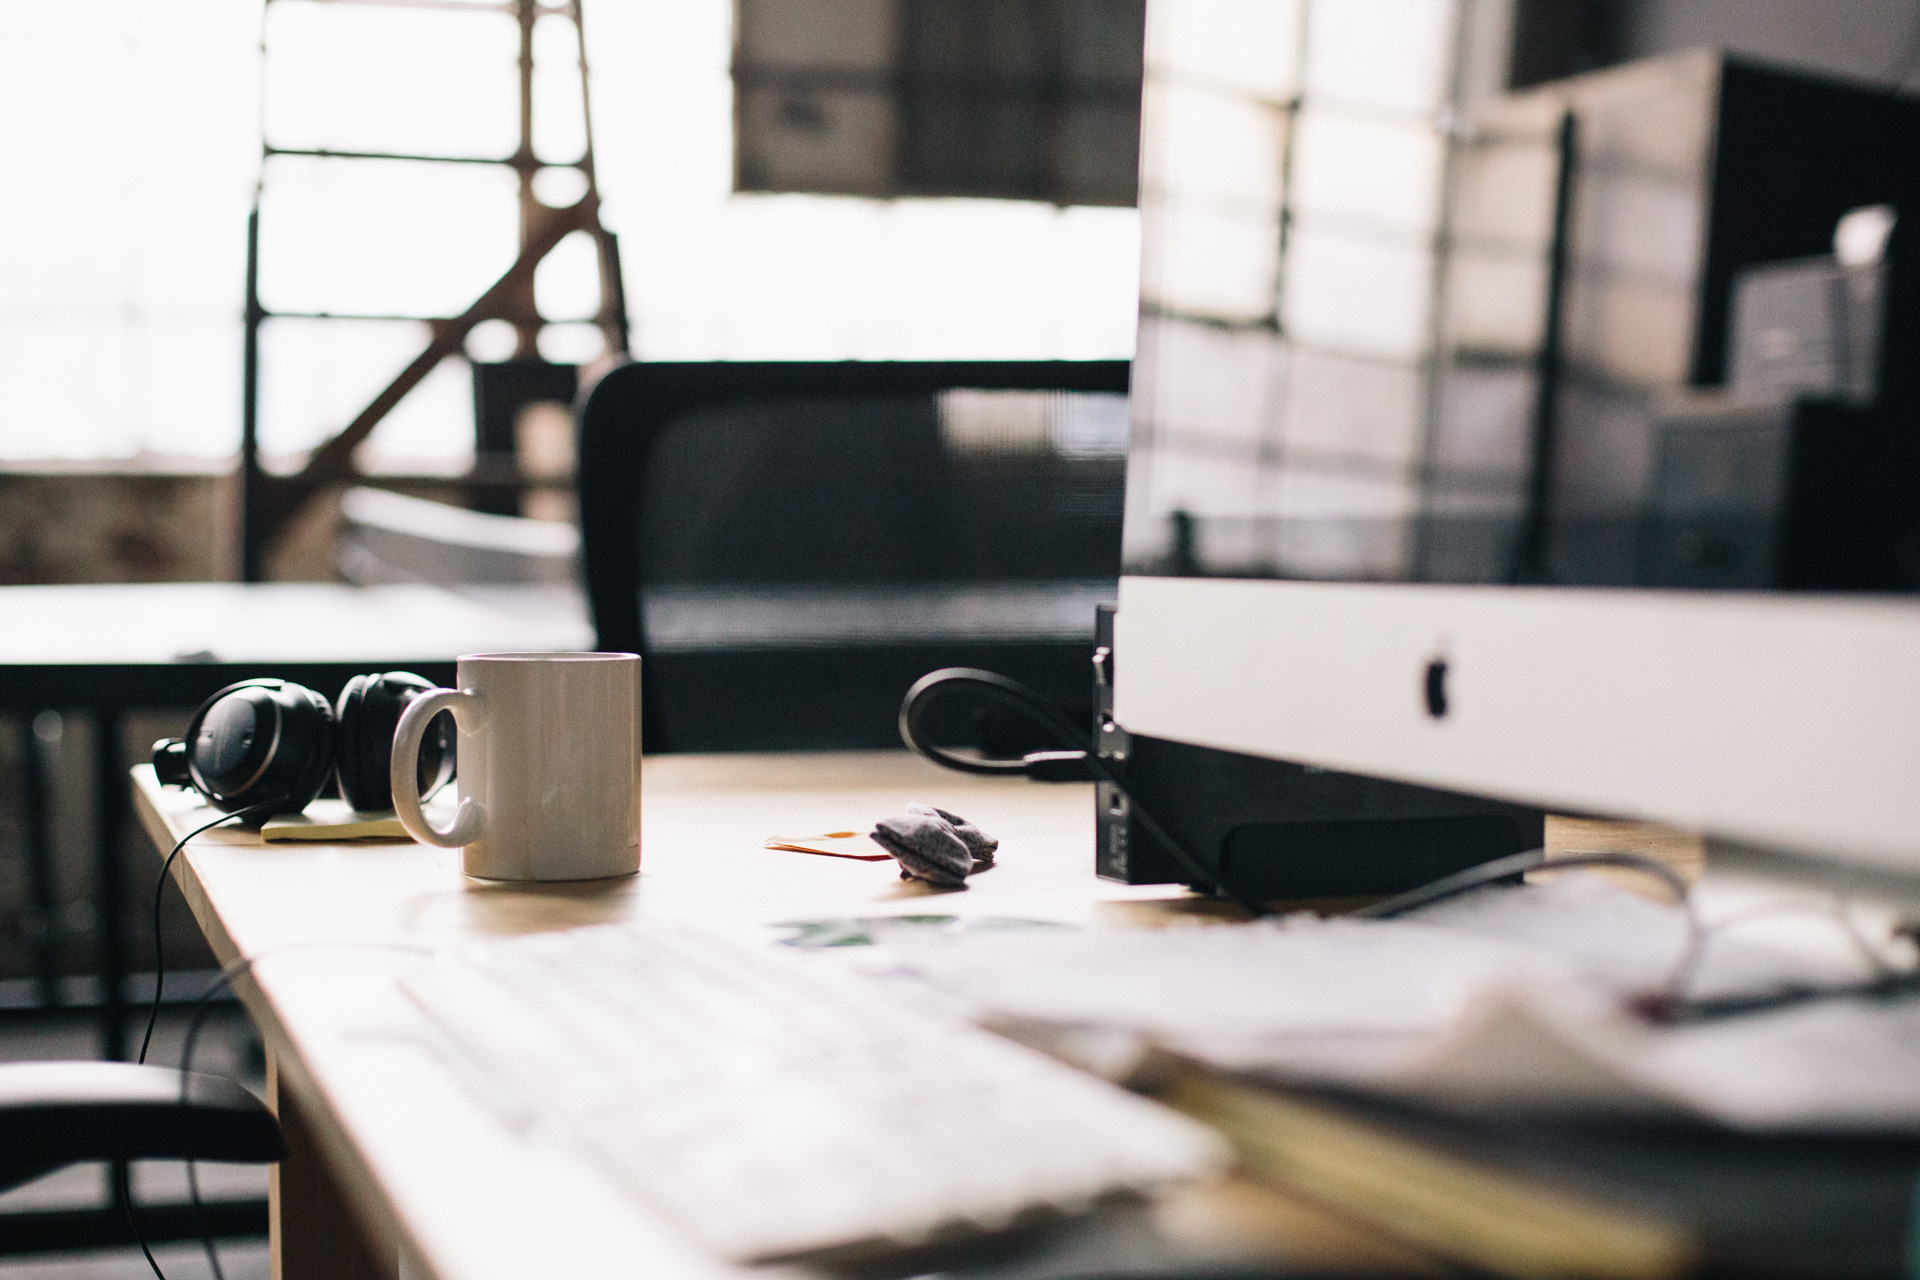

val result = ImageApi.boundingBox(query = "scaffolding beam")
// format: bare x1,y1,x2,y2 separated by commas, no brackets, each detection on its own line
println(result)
240,0,625,579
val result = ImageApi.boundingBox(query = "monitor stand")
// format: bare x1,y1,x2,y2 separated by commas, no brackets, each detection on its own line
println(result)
1092,607,1544,906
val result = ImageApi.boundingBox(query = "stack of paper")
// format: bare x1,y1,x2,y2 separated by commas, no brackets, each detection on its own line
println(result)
889,875,1920,1133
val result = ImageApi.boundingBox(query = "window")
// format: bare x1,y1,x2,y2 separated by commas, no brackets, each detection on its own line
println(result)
1127,0,1512,580
0,0,1144,463
0,1,257,459
735,0,1146,207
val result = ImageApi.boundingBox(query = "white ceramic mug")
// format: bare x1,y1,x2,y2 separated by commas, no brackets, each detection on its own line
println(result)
391,652,641,881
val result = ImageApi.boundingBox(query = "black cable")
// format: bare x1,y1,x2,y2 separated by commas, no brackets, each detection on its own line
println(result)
1355,847,1707,994
1638,970,1920,1024
1353,847,1691,918
140,802,273,1066
1354,844,1920,1022
898,668,1269,916
1639,898,1920,1024
120,1161,167,1280
186,1145,222,1280
899,668,1093,777
1349,846,1550,917
125,800,273,1280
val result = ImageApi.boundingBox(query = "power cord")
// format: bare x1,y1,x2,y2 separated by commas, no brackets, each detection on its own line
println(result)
1638,897,1920,1024
1355,847,1920,1021
1354,846,1707,998
1349,847,1691,919
898,668,1269,916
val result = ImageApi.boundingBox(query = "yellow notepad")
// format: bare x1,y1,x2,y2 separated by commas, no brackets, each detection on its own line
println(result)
262,800,410,842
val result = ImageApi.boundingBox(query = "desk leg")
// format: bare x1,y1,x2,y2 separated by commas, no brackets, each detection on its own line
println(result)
268,1054,396,1280
94,706,128,1060
19,710,60,1007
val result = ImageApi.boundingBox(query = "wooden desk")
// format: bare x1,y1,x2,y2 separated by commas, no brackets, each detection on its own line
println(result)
133,753,1428,1280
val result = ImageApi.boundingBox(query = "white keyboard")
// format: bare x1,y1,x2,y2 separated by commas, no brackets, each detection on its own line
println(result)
402,923,1228,1263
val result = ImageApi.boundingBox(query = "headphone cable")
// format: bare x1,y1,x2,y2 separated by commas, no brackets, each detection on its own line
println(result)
139,801,275,1067
126,787,272,1276
129,939,434,1280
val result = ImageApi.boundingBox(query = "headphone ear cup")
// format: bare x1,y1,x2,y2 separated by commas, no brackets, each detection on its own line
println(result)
335,671,442,812
334,675,375,811
166,679,334,816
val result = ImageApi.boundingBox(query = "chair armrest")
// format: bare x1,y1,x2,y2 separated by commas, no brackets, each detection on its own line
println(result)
0,1062,285,1191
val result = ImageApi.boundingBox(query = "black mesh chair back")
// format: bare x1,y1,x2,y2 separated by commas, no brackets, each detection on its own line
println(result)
576,361,1129,752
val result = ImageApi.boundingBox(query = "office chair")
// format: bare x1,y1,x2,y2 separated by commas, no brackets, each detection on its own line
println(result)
0,1060,283,1253
576,360,1129,752
1,1062,282,1191
335,486,580,589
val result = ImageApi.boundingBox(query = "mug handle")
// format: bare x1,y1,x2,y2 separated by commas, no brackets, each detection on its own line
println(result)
392,689,484,848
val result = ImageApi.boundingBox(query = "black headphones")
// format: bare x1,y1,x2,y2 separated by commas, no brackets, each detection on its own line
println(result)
152,673,455,817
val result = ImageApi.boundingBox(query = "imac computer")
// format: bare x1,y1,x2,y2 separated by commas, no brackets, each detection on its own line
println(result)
1113,4,1920,880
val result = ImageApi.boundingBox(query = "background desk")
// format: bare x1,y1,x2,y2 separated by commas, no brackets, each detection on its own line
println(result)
133,753,1429,1280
